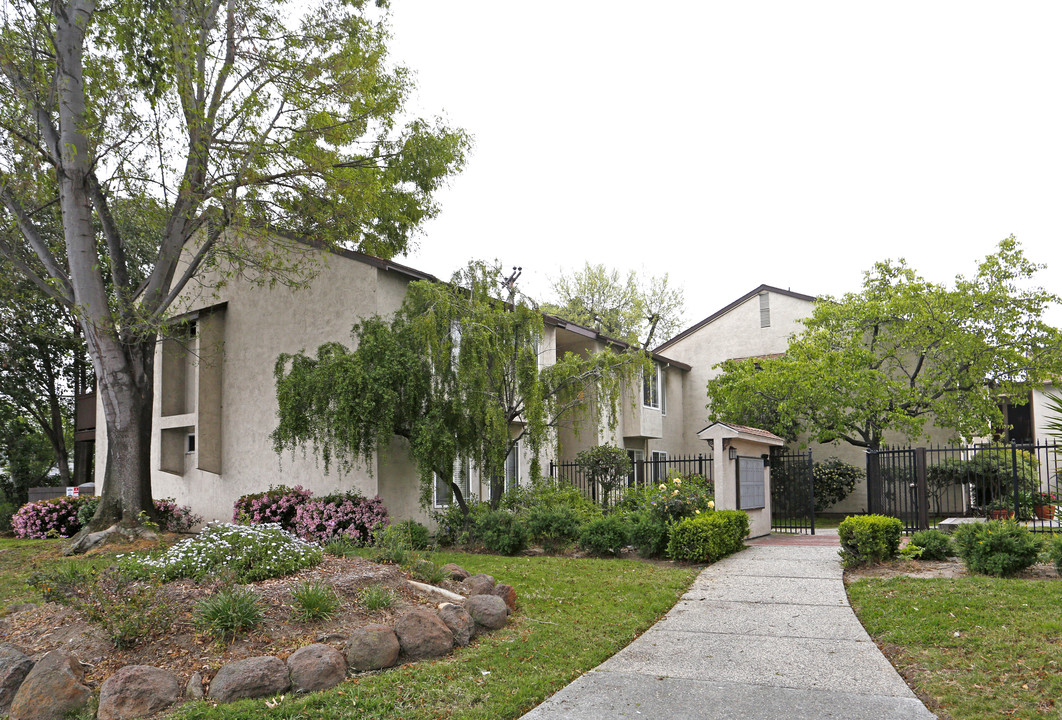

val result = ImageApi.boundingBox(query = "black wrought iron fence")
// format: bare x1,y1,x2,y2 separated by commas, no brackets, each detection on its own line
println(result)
549,454,711,507
867,440,1061,534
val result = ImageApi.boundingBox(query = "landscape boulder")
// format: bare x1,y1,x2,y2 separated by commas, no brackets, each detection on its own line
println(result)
7,649,91,720
492,583,517,612
345,624,400,671
97,665,180,720
186,672,204,700
462,573,496,596
441,563,470,581
465,594,509,630
287,643,347,693
394,607,454,659
437,603,474,646
208,656,290,703
0,643,33,715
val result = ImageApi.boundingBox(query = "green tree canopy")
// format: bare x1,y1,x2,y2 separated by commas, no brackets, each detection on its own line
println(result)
272,261,647,512
707,237,1062,449
542,263,685,348
0,0,467,543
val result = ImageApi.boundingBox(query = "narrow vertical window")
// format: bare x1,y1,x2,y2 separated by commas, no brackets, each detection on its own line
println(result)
505,442,520,492
643,364,660,409
759,292,770,328
659,366,666,415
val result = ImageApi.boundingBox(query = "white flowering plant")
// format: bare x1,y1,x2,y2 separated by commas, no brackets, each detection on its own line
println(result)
120,523,323,583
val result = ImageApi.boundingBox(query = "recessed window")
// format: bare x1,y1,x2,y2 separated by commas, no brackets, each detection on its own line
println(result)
643,364,660,409
186,433,196,453
505,442,520,493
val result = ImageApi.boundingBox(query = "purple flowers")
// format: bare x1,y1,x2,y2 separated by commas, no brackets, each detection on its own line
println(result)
12,496,202,539
233,485,389,544
232,485,313,531
12,496,83,538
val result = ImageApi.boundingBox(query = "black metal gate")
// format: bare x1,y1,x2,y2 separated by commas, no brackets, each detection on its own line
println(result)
769,450,815,534
867,440,1061,534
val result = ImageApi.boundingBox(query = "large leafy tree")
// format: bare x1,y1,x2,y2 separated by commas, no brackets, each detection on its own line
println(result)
0,404,59,505
272,262,646,512
0,263,86,486
0,0,467,545
707,238,1062,450
543,262,685,348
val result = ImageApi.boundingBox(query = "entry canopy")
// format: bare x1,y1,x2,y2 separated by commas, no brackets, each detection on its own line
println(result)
697,422,785,447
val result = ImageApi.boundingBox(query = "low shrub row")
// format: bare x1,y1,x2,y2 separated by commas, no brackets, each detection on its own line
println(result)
11,496,201,539
840,514,1057,578
233,485,389,544
432,477,746,563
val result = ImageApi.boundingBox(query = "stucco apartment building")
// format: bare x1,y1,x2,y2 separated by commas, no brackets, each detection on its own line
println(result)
92,242,701,525
92,242,1053,524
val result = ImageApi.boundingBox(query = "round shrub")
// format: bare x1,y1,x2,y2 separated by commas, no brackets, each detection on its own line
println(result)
432,500,490,547
380,519,430,550
476,509,529,555
293,492,389,544
812,458,862,512
502,480,602,523
908,529,952,561
578,515,630,557
952,520,1041,577
233,484,312,531
666,510,749,563
1047,534,1062,574
526,505,583,553
838,515,902,567
194,587,263,641
76,496,101,527
12,496,84,538
628,511,670,558
120,523,323,582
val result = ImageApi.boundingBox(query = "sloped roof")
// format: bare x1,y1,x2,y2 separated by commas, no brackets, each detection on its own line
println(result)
654,284,816,352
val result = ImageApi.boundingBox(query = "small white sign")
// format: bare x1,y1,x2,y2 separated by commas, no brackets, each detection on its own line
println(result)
66,487,79,497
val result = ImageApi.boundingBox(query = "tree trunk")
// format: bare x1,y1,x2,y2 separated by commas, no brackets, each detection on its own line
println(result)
84,339,155,530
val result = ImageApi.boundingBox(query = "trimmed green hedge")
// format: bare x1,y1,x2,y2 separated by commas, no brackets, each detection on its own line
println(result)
838,515,902,567
666,510,749,563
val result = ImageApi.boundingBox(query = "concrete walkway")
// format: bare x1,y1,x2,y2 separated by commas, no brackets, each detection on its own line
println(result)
522,533,936,720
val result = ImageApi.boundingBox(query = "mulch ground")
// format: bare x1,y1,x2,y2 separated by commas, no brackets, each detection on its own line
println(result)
0,554,467,690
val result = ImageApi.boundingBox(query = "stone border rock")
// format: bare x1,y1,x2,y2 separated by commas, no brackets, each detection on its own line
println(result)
3,563,516,719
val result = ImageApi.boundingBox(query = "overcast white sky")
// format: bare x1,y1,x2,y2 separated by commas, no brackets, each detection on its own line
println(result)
386,1,1062,331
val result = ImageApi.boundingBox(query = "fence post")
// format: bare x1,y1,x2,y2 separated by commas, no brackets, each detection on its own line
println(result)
807,450,815,535
914,447,929,531
1011,442,1021,519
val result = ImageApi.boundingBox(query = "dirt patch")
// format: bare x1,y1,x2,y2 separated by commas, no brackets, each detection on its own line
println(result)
844,557,1060,582
0,553,472,691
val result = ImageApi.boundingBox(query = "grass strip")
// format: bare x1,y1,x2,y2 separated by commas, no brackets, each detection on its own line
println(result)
170,552,698,719
848,576,1062,720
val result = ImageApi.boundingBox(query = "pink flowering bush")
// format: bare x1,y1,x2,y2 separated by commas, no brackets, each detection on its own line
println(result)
233,485,313,531
12,496,84,538
293,492,389,544
153,498,203,532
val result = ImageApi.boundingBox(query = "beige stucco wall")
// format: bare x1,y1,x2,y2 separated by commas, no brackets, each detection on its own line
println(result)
95,243,437,525
661,290,813,454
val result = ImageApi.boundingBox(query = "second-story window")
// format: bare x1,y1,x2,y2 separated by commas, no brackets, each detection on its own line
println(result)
643,363,660,409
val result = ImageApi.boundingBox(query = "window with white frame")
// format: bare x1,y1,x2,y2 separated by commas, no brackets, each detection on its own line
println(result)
434,457,471,508
504,442,520,492
651,450,668,483
643,363,660,409
759,292,770,328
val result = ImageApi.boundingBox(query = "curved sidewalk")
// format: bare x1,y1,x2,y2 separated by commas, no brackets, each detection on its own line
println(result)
522,533,936,720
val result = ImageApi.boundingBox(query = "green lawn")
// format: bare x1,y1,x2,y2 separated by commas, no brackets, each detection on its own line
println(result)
0,540,699,720
0,537,118,608
848,576,1062,720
